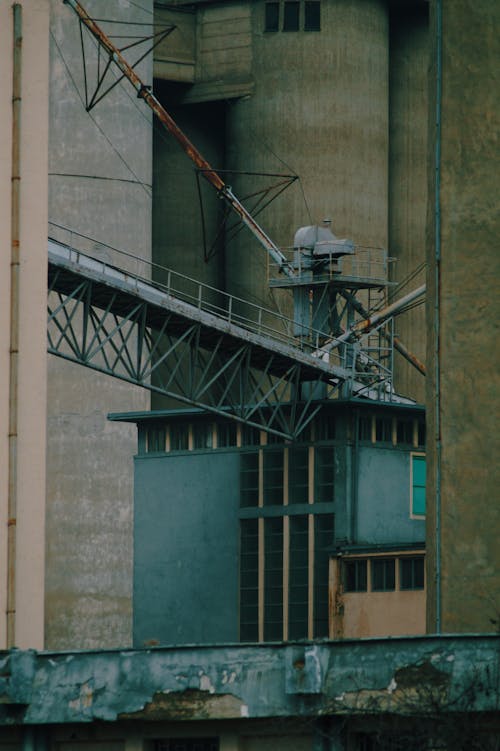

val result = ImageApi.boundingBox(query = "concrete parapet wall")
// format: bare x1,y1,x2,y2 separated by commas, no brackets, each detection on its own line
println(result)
0,635,498,725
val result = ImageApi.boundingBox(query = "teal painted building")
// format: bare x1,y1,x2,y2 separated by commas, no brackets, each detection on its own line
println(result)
111,400,426,647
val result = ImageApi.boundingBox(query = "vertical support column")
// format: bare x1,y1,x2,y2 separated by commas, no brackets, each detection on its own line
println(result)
2,0,49,650
7,0,22,650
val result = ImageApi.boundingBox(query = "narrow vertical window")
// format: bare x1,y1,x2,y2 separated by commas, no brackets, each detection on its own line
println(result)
283,1,300,31
264,517,283,640
265,1,280,32
371,558,395,591
314,513,334,636
418,420,426,447
358,415,372,441
375,416,392,442
411,454,426,516
240,519,259,641
193,422,213,450
288,515,309,639
400,556,425,590
263,448,284,505
315,446,335,502
397,419,414,445
343,559,367,592
241,424,260,446
216,421,237,448
288,446,309,504
147,425,166,453
240,452,259,507
316,413,335,441
304,1,321,31
169,423,188,451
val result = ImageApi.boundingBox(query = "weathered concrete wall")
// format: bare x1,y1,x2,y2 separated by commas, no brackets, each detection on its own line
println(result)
0,635,498,725
154,6,196,83
134,450,240,646
0,0,50,650
356,448,425,545
45,0,153,649
184,1,254,103
389,4,428,403
426,0,500,632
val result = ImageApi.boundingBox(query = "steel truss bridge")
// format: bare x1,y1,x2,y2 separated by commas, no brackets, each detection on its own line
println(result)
47,229,401,441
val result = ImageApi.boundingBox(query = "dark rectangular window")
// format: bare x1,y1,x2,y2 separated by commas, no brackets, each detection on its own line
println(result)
358,416,372,442
315,446,335,502
314,513,333,637
288,446,309,504
304,1,321,31
288,515,309,639
216,422,237,448
240,452,259,508
400,556,425,590
418,420,426,448
241,425,260,446
240,519,259,641
170,424,188,451
375,417,392,443
156,740,219,751
344,559,367,592
263,449,284,505
316,414,335,441
371,558,395,591
193,422,213,450
265,2,279,32
264,517,283,640
397,419,413,445
147,425,166,452
283,1,300,31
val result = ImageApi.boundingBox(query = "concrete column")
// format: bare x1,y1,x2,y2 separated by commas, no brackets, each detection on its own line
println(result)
0,0,49,651
426,0,500,633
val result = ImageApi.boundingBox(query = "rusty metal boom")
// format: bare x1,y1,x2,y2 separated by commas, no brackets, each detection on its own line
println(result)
63,0,294,278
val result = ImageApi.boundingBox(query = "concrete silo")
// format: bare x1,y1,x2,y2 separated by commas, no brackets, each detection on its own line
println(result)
224,0,390,312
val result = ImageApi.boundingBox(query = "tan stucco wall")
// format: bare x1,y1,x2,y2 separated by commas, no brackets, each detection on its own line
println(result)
426,0,500,633
0,1,49,650
341,590,426,639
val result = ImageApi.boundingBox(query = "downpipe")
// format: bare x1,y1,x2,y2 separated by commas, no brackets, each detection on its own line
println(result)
7,2,22,648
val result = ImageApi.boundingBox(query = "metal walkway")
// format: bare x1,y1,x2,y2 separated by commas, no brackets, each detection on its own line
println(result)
47,230,396,439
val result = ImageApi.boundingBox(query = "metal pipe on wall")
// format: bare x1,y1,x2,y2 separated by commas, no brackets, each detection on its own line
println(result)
7,2,22,648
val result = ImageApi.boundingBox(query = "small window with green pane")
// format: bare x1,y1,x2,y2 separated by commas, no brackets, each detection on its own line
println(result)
411,454,426,516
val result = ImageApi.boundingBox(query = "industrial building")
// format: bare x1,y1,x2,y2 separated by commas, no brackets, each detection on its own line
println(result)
0,0,498,749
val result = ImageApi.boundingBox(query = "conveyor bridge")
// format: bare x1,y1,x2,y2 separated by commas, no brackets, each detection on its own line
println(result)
47,229,395,440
